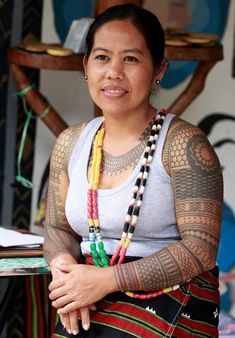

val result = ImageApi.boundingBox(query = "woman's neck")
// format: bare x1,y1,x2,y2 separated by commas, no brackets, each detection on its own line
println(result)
102,106,156,155
103,106,155,137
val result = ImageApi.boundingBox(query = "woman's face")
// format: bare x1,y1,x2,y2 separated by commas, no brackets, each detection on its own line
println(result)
83,20,161,117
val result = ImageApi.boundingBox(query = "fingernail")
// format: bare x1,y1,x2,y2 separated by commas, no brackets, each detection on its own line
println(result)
83,324,89,331
67,329,71,334
72,330,78,335
61,323,66,329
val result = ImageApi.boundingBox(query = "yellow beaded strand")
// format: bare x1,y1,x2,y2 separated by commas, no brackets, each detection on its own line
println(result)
88,123,109,267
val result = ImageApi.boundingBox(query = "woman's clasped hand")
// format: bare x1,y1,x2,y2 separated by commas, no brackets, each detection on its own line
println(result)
48,263,117,314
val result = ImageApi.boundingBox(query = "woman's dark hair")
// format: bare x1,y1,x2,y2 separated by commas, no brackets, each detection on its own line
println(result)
85,4,165,68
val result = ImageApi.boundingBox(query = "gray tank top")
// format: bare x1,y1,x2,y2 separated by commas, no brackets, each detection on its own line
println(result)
66,113,180,257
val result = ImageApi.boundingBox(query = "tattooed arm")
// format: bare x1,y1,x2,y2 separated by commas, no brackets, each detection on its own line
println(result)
44,122,100,334
43,123,87,271
114,118,223,291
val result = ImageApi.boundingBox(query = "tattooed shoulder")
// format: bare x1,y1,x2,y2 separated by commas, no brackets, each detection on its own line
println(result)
163,117,222,176
166,117,223,217
51,121,88,171
168,118,221,171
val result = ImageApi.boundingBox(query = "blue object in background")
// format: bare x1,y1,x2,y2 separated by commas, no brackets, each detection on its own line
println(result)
217,203,235,273
217,203,235,313
162,0,230,89
52,0,96,42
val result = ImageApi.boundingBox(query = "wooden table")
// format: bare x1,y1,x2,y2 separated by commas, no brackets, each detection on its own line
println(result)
0,246,53,337
8,44,223,137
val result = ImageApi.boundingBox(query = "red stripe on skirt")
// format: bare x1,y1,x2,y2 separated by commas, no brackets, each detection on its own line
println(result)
25,277,32,338
35,275,45,338
175,315,218,337
190,283,219,303
194,270,219,288
50,306,57,336
92,301,171,333
90,312,165,338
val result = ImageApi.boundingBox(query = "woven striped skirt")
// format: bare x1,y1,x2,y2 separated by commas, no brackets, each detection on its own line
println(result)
52,266,220,338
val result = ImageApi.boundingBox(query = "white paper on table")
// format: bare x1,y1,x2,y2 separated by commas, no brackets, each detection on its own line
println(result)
0,227,44,247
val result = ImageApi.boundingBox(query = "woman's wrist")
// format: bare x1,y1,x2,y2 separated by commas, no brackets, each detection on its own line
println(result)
50,253,78,278
103,266,120,293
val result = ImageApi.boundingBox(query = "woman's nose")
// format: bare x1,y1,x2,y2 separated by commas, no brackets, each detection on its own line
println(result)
105,60,123,80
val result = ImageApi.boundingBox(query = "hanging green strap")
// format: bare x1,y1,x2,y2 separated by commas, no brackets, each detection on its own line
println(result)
15,84,51,189
16,83,37,99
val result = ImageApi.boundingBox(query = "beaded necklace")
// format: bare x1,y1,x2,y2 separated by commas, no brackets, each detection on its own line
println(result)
87,109,180,299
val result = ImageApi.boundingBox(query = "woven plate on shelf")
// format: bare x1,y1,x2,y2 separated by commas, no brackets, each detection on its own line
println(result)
165,29,218,47
182,33,218,45
165,38,192,47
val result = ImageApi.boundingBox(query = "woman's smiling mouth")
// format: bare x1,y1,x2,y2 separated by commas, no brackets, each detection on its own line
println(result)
101,86,128,98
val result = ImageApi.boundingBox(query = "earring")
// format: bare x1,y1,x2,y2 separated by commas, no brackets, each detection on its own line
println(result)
84,75,88,81
155,79,160,85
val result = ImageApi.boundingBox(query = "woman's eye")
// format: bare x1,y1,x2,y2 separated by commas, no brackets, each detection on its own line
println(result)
124,56,139,62
95,55,109,61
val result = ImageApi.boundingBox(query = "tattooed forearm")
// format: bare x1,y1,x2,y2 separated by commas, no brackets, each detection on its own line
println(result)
43,123,87,263
114,245,182,291
114,261,141,291
43,223,81,263
44,181,82,263
114,118,223,292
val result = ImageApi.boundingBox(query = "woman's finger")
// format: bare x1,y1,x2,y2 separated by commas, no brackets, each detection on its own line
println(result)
69,311,79,335
58,301,80,315
89,303,97,311
49,279,64,292
51,295,75,314
59,313,71,335
80,307,90,331
49,286,66,301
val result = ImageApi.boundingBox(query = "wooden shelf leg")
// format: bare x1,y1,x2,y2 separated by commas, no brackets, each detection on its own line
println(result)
168,61,217,116
9,63,68,137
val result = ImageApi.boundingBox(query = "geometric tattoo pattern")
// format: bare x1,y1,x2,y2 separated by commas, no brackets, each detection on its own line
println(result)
43,123,87,263
114,117,223,292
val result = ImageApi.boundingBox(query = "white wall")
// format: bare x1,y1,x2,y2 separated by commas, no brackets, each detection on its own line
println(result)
31,0,235,234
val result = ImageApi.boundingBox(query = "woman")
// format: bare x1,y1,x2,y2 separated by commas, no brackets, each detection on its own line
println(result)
44,4,223,337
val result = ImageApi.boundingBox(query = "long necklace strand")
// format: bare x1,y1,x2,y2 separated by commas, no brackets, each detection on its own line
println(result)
110,112,165,266
87,110,180,298
88,123,109,267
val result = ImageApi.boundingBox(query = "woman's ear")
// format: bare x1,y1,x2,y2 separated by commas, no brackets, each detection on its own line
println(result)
83,55,88,77
154,58,168,83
